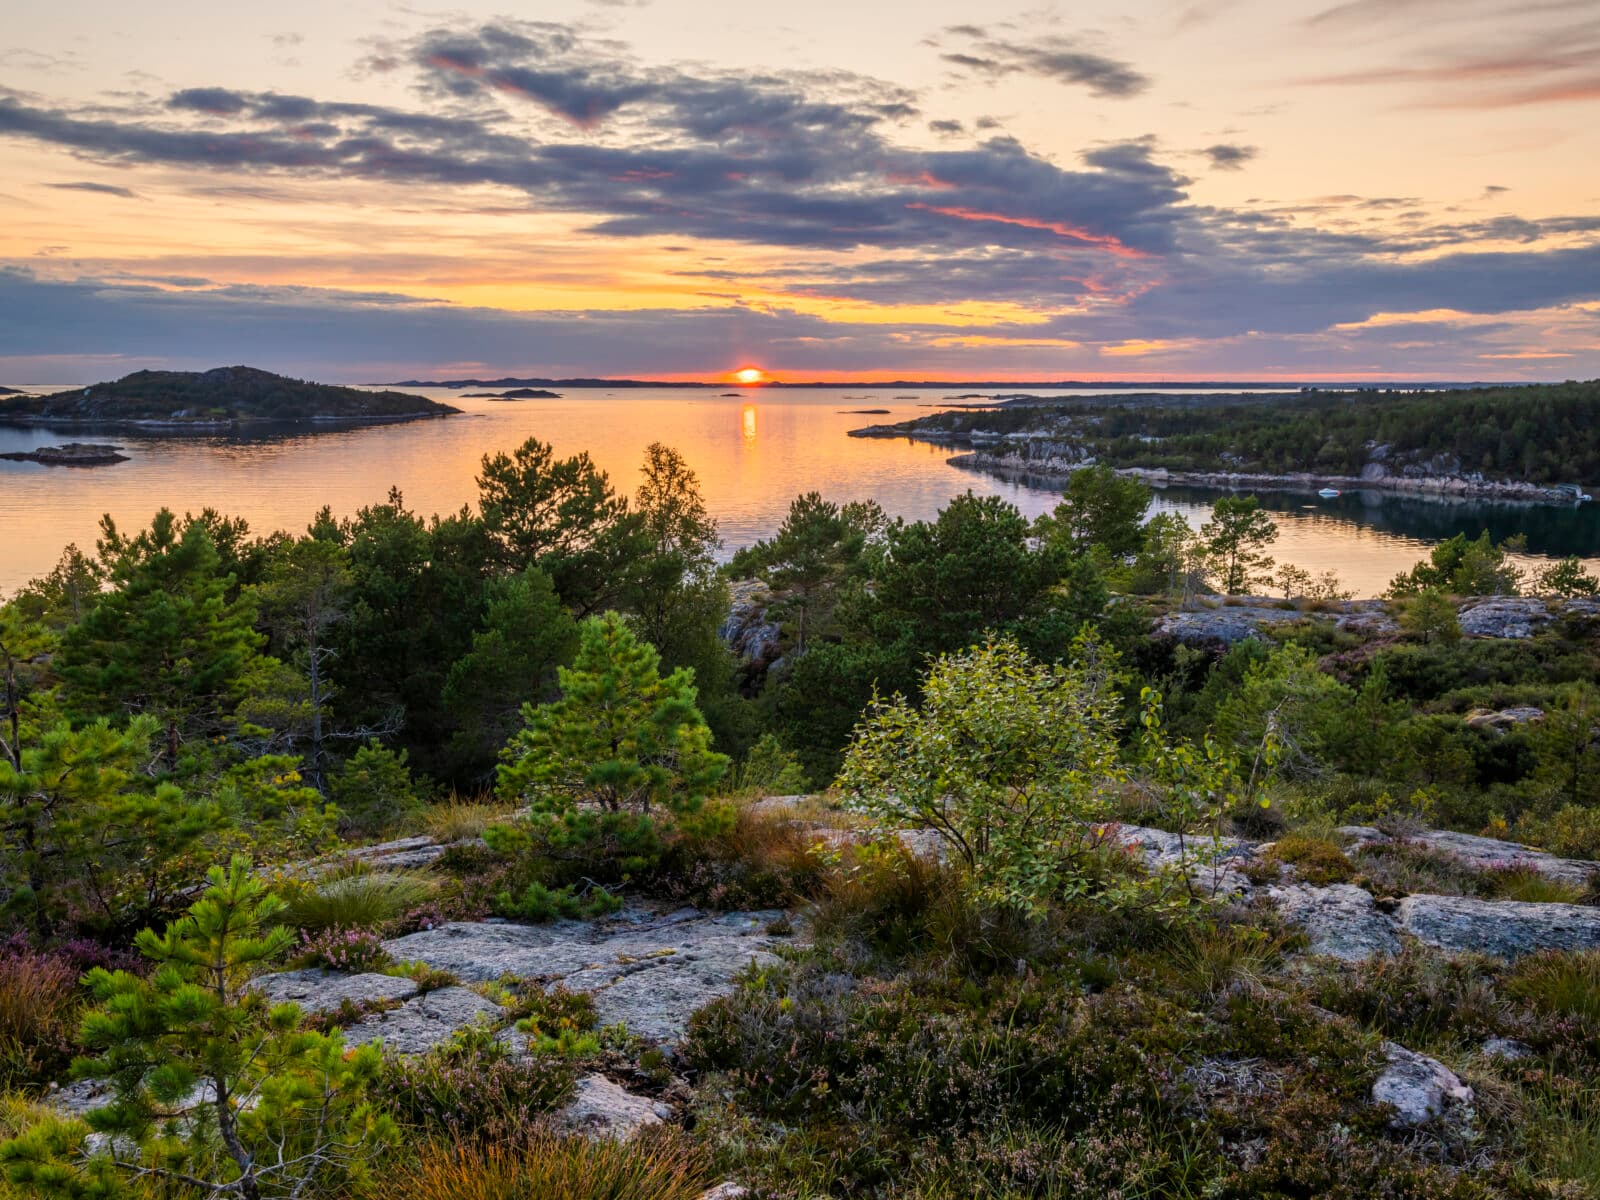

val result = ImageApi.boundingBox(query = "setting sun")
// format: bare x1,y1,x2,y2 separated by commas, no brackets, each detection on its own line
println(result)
734,367,765,385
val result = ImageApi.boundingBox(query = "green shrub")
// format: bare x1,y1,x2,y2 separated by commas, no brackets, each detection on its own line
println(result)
1517,805,1600,860
724,732,808,796
330,741,423,836
282,863,439,931
494,880,623,923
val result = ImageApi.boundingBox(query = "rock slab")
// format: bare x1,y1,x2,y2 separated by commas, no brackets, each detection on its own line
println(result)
251,968,419,1013
341,985,503,1055
1267,883,1403,962
561,1074,672,1140
1397,894,1600,959
385,905,793,1043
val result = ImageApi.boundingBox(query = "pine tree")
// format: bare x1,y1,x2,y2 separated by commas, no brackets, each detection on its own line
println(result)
498,612,728,818
1199,496,1278,595
0,857,395,1200
63,511,263,770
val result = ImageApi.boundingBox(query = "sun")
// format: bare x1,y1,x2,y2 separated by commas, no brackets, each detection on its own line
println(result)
733,367,765,385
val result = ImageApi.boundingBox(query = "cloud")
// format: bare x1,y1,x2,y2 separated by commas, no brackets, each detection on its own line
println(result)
934,26,1150,98
45,180,139,198
1201,142,1256,170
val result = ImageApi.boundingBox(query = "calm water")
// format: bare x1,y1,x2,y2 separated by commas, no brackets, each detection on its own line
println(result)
2,386,1598,598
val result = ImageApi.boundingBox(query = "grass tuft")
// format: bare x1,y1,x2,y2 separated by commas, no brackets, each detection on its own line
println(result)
397,1128,708,1200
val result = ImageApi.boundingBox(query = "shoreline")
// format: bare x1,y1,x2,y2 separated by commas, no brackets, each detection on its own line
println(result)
945,450,1583,506
0,410,456,433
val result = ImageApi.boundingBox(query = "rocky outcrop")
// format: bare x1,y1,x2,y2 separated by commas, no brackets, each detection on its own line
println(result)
1153,605,1310,647
1372,1043,1474,1129
1338,827,1597,887
340,985,504,1055
1396,894,1600,958
1463,706,1545,732
0,442,128,466
251,968,419,1012
1457,597,1553,639
561,1074,672,1140
720,580,783,675
1267,883,1403,962
385,905,795,1044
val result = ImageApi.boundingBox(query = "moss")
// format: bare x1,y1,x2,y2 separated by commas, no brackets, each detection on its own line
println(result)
1267,832,1357,885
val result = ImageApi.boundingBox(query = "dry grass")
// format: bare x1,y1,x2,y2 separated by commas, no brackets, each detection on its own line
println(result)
421,796,518,843
397,1128,709,1200
0,948,79,1089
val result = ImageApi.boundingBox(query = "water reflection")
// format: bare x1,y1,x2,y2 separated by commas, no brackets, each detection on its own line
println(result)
1,386,1596,598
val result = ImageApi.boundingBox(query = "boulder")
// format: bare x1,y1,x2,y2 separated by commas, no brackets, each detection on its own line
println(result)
1114,824,1254,895
1372,1042,1473,1128
560,1074,672,1140
1480,1037,1533,1061
699,1186,751,1200
1266,883,1402,962
1396,894,1600,959
1457,597,1552,640
385,905,795,1044
1153,605,1309,647
251,968,419,1013
342,985,503,1055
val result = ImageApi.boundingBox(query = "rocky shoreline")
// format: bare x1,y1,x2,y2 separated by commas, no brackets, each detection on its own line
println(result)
948,449,1580,505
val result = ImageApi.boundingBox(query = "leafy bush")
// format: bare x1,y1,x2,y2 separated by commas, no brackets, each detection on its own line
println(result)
396,1128,708,1200
282,863,439,931
1517,805,1600,860
838,634,1130,914
724,732,808,797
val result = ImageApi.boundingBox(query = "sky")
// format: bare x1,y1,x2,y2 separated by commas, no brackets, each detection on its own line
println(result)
1,0,1598,384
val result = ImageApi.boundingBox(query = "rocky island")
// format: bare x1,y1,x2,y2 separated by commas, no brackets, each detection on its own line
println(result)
0,441,128,467
850,380,1600,505
0,365,459,430
462,388,562,400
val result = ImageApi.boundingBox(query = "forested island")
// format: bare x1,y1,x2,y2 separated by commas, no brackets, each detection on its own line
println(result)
853,380,1600,502
0,366,458,429
3,440,1600,1198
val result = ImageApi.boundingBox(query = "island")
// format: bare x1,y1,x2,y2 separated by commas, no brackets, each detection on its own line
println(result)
462,388,562,400
0,442,129,466
838,408,891,414
0,386,22,396
850,380,1600,505
0,366,459,430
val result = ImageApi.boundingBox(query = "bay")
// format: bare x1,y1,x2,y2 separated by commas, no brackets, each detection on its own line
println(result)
2,386,1597,598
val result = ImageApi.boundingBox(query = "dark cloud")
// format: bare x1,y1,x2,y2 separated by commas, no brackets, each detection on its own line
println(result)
935,27,1150,98
928,118,964,136
45,180,139,198
169,87,250,115
1201,142,1256,170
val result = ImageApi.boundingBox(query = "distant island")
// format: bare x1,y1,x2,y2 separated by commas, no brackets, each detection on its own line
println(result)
849,380,1600,505
462,388,562,400
0,386,23,396
0,366,458,430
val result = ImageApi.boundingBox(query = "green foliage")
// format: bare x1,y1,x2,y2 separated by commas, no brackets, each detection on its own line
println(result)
1265,832,1356,885
440,566,577,778
498,612,728,819
1127,511,1198,597
1198,495,1277,594
0,856,395,1199
62,510,265,770
838,634,1132,914
1400,587,1464,644
1035,464,1153,559
476,437,646,615
328,742,421,836
280,864,438,932
0,714,225,940
492,880,623,923
1536,556,1600,599
724,732,807,796
1213,642,1356,777
1389,531,1525,597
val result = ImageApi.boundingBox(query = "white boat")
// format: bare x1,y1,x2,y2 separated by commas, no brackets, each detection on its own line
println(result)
1317,487,1342,498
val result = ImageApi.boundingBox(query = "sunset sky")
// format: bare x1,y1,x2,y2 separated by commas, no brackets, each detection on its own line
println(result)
2,0,1598,383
